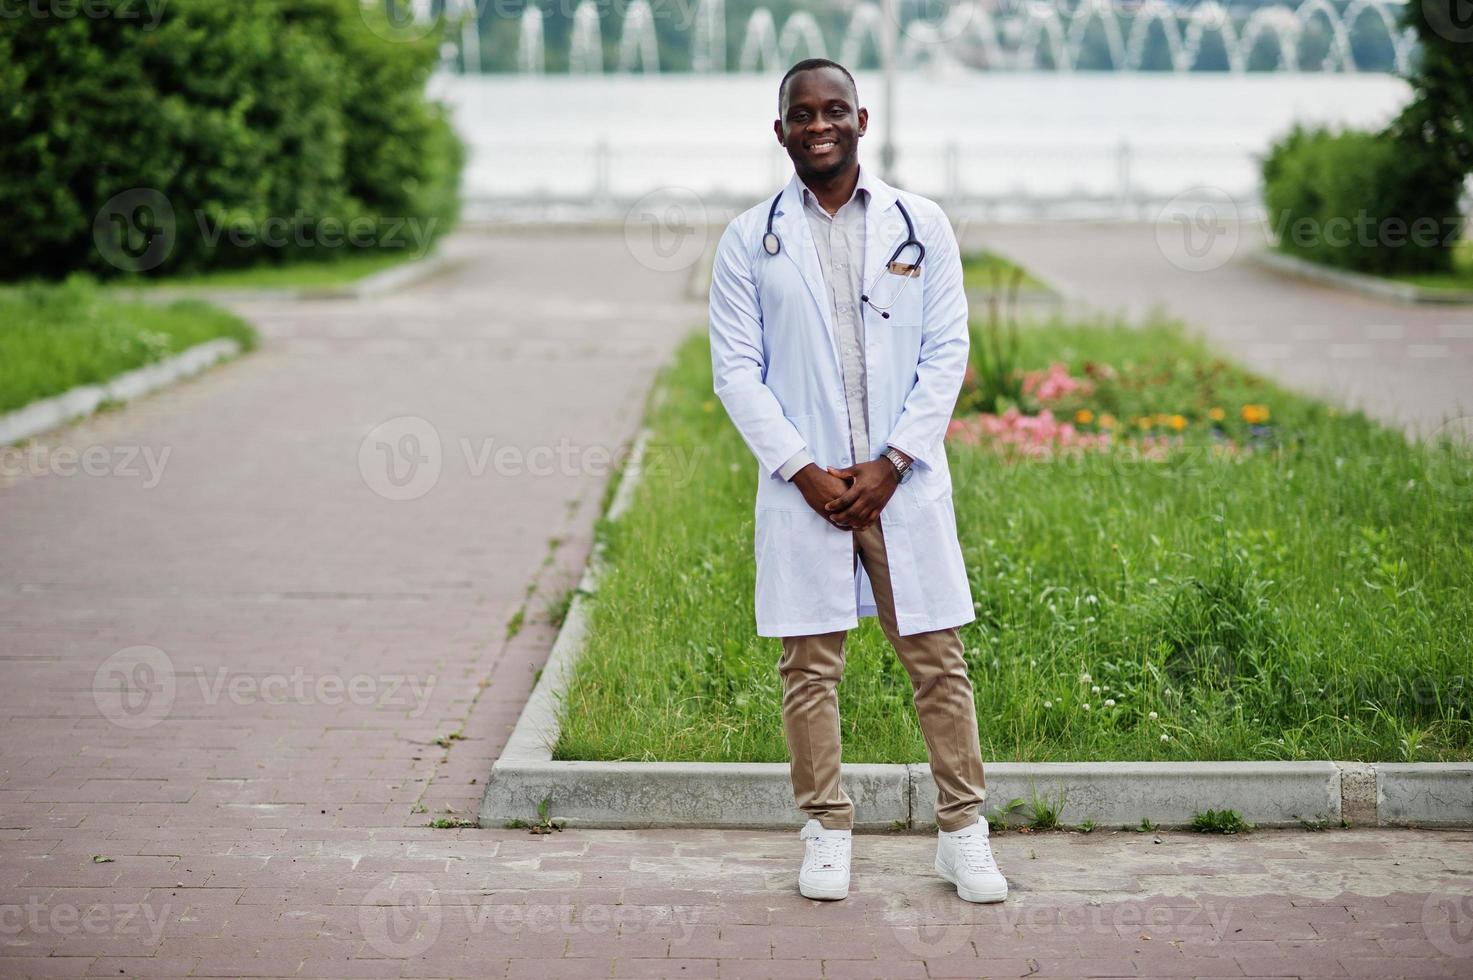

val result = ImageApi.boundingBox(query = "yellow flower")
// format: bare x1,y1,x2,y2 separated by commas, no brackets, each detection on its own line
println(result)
1241,404,1271,424
702,400,715,413
1074,409,1094,425
1208,407,1225,421
1098,413,1117,428
1169,414,1187,431
1134,416,1152,430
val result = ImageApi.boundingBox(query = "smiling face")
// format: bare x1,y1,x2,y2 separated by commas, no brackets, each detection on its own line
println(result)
774,66,867,183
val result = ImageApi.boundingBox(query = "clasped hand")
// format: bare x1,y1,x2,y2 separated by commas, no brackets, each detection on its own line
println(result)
792,459,899,532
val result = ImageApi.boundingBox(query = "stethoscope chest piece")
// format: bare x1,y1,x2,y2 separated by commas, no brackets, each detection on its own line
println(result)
762,231,781,256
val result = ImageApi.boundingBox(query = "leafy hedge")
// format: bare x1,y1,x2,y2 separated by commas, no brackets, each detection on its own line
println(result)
1260,0,1470,276
1261,125,1461,276
0,0,464,280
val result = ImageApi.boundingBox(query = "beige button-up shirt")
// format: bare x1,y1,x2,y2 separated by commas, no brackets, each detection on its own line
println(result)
778,166,875,481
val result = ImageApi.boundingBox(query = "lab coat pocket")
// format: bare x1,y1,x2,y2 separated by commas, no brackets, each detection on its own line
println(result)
872,270,924,327
754,414,814,513
754,504,853,634
907,452,953,502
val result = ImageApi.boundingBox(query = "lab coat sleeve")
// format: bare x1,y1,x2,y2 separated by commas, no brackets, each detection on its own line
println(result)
884,210,968,471
709,223,809,478
778,448,814,481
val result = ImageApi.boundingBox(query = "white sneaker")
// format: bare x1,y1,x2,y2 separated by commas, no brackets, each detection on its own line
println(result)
935,815,1008,903
797,817,851,900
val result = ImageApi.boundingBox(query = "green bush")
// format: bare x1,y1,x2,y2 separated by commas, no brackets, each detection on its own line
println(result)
0,0,463,280
1260,0,1471,278
1261,124,1460,276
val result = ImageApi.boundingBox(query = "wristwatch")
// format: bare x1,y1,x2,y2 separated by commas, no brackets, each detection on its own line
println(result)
883,447,914,483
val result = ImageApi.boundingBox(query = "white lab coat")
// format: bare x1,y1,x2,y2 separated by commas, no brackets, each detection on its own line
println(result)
708,170,976,638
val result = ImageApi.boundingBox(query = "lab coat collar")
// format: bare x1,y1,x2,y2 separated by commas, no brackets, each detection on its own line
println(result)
772,166,902,373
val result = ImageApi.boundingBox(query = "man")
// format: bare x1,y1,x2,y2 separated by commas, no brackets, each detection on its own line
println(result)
707,58,1008,904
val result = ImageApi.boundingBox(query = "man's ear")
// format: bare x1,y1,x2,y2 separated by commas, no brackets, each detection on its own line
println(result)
857,107,868,137
773,119,785,145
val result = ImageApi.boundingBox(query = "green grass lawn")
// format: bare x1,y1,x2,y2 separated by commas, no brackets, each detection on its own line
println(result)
1388,239,1473,293
1276,239,1473,295
554,320,1472,765
962,249,1049,293
0,278,256,416
119,249,425,291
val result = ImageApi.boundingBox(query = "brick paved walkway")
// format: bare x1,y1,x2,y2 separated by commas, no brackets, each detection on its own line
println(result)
2,228,1471,979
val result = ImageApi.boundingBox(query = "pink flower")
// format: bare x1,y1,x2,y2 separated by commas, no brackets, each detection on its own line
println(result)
1021,362,1094,402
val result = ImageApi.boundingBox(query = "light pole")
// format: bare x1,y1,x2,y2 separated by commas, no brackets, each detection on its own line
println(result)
880,0,898,184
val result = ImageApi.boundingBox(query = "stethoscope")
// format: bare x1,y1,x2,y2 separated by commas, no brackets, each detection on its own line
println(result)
761,191,925,319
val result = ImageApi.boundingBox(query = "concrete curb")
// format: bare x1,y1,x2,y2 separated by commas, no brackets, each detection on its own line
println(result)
1,338,242,446
114,250,456,306
1251,248,1473,305
480,410,1473,833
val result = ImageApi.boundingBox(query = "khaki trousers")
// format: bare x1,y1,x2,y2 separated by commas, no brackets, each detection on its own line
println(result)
778,519,988,832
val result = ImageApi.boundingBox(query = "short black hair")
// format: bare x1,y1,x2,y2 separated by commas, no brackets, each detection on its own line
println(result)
778,58,858,115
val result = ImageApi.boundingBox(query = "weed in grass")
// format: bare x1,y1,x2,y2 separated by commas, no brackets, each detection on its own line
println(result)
987,798,1028,831
1025,786,1068,830
546,588,578,630
429,817,477,829
1078,819,1096,834
509,796,564,835
1191,809,1254,834
1135,818,1158,833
